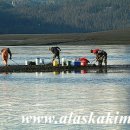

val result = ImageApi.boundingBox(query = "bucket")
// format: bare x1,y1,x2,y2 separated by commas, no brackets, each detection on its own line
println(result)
53,60,59,67
62,58,66,66
74,61,81,67
36,58,40,65
29,61,36,65
25,60,31,65
80,58,89,66
25,60,28,65
67,61,71,67
40,59,44,65
81,61,87,66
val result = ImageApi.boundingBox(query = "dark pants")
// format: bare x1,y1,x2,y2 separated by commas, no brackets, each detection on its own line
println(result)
97,55,107,67
98,60,103,67
104,54,107,66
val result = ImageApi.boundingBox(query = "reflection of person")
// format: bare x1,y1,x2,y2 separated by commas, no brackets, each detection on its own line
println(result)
96,67,107,73
1,48,12,66
49,47,61,64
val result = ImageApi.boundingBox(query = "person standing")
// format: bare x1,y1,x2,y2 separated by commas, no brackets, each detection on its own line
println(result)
49,47,61,64
1,48,12,66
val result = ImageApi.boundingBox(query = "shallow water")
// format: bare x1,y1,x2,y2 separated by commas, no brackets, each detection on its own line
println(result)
0,45,130,65
0,45,130,130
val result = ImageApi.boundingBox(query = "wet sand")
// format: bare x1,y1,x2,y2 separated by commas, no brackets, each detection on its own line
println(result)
0,29,130,46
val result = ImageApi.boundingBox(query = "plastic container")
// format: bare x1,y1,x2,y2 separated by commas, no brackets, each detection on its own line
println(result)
67,61,71,67
25,60,28,65
80,58,89,66
36,58,40,65
53,60,59,67
29,61,36,65
25,60,31,65
62,58,66,66
74,61,81,67
81,61,87,66
40,59,44,65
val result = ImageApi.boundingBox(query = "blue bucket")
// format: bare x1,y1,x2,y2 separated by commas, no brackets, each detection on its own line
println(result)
74,61,81,67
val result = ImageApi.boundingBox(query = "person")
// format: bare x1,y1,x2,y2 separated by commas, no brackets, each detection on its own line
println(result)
1,48,12,66
49,47,61,64
96,50,107,67
91,49,107,67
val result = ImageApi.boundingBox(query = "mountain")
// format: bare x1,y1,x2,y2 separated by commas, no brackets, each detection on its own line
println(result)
0,0,130,34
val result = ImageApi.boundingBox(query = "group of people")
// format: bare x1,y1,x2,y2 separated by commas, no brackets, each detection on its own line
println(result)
49,47,107,67
1,47,107,67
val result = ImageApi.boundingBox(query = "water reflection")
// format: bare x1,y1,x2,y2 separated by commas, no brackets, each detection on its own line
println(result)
2,72,9,76
52,68,107,76
96,67,107,73
35,69,108,77
0,72,130,130
0,45,130,130
81,70,87,74
53,71,60,75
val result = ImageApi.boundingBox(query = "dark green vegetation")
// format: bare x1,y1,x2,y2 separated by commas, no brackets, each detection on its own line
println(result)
0,0,130,34
0,29,130,45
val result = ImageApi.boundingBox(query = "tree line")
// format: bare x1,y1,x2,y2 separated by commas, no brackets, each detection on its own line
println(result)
0,0,130,34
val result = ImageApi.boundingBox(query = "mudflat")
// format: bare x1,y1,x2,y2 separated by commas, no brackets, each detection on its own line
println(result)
0,29,130,46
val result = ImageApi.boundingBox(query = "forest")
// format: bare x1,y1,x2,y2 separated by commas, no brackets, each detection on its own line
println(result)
0,0,130,34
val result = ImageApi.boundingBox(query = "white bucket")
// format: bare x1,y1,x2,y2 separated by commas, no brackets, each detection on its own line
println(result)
25,60,30,65
36,58,40,65
40,59,44,65
25,60,28,65
62,58,66,66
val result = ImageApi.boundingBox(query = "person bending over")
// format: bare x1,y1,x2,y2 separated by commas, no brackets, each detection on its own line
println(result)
49,47,61,64
91,49,107,67
1,48,12,66
96,50,107,67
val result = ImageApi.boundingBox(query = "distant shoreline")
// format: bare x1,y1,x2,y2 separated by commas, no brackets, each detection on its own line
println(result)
0,29,130,46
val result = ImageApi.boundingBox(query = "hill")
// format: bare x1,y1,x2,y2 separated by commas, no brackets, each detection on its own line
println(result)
0,0,130,34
